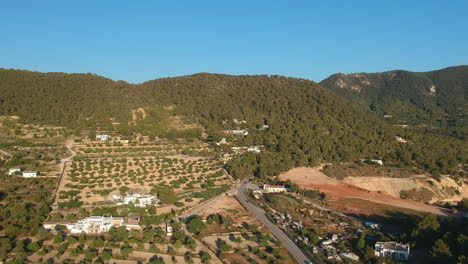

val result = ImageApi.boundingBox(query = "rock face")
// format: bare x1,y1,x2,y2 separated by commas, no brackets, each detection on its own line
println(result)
343,176,466,203
320,66,468,126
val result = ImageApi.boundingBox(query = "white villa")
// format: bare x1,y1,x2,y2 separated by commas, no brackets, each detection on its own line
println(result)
374,241,410,261
70,216,125,234
44,216,140,234
22,171,39,178
8,168,21,175
123,194,156,207
96,134,111,142
262,184,287,193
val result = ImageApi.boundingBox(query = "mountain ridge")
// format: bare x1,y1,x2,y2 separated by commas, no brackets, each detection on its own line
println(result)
320,65,468,138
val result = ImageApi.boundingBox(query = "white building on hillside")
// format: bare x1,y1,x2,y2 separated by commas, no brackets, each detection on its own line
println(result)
8,168,21,175
216,138,227,146
22,171,39,178
225,130,249,136
262,184,286,193
96,135,111,142
247,146,262,153
375,241,410,261
112,194,122,200
370,159,383,165
123,194,156,207
70,216,125,234
233,119,247,124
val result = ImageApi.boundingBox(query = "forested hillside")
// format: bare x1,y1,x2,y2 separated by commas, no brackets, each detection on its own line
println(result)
0,69,137,130
320,66,468,138
0,69,466,179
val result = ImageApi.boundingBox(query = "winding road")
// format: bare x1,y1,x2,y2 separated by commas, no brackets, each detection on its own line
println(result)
236,181,311,264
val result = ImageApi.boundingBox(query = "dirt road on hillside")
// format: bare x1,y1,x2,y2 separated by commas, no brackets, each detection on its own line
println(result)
52,139,77,205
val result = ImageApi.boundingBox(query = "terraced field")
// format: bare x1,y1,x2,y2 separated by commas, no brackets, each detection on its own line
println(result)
54,144,233,215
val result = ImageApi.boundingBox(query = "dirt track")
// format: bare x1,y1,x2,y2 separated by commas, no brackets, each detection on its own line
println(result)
279,167,451,216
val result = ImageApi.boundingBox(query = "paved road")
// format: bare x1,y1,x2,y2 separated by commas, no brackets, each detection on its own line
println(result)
237,181,311,264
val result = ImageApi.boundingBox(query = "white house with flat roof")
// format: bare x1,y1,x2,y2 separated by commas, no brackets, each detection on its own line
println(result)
69,216,124,234
262,184,286,193
22,171,39,178
123,194,156,207
96,135,111,142
375,241,410,260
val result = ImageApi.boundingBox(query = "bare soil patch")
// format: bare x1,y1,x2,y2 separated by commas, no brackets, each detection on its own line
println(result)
279,167,451,216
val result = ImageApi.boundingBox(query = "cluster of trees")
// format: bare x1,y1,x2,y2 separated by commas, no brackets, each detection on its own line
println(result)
403,215,467,263
0,175,53,238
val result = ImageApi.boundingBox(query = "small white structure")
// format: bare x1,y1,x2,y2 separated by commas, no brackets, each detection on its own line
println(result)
22,171,39,178
365,221,381,229
70,216,125,234
112,194,122,200
8,168,21,175
375,241,410,261
124,223,141,231
340,252,360,261
96,134,111,142
225,130,249,136
247,146,262,153
261,124,269,130
123,194,156,207
216,138,227,146
233,119,247,124
262,184,286,193
331,234,339,242
166,223,173,236
370,159,383,165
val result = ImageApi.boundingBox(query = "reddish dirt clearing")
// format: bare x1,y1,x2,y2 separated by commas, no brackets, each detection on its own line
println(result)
279,167,451,216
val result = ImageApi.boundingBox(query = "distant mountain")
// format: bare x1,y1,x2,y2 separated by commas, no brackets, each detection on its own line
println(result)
0,68,466,177
320,66,468,134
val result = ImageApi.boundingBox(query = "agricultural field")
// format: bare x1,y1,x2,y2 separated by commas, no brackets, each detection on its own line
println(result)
53,143,233,216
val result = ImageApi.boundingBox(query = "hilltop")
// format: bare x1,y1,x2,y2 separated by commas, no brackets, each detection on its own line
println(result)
320,66,468,138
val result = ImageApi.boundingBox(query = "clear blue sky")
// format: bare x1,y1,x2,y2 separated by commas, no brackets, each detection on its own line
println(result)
1,0,467,83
